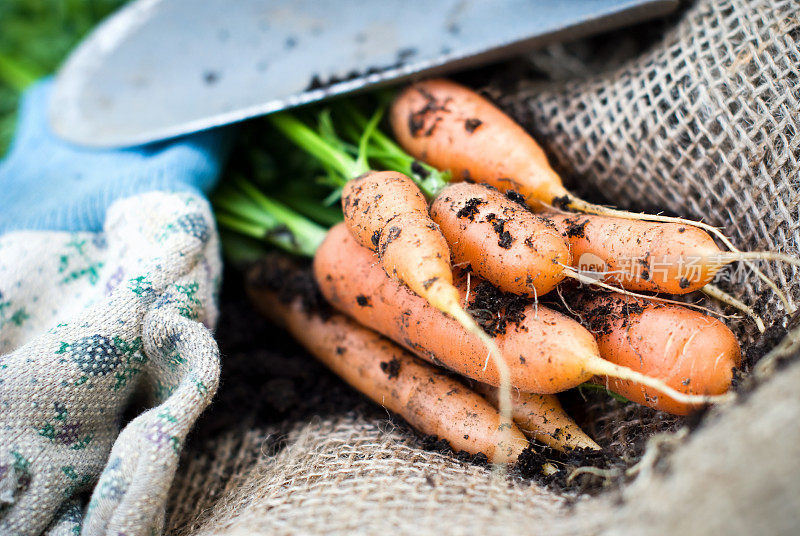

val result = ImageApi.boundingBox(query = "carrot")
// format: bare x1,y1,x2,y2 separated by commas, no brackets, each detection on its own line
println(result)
315,223,731,407
390,78,564,210
430,182,571,297
269,113,516,437
571,292,741,415
245,261,528,463
543,212,780,330
474,384,600,452
390,78,799,314
341,170,451,302
546,212,727,294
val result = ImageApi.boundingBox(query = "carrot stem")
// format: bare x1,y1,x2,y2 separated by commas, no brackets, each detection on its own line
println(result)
268,112,366,183
213,180,327,257
335,101,451,197
274,193,344,227
215,211,267,238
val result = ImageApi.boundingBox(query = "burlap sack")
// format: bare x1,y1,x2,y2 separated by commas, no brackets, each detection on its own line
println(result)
165,0,800,534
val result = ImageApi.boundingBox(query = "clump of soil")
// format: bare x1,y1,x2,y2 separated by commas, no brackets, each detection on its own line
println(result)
467,280,529,336
548,287,645,336
380,357,401,379
487,215,513,249
456,198,484,221
464,118,483,133
562,217,589,239
515,444,614,494
408,88,451,137
505,189,528,207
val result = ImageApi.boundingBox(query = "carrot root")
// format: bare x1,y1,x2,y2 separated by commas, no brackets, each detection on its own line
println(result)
713,251,800,266
439,299,514,472
702,283,766,333
562,266,732,318
476,384,600,452
587,357,735,408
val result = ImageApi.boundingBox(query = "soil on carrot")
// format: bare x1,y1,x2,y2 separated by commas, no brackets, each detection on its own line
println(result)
546,287,646,336
464,118,483,133
466,279,528,336
562,217,590,239
456,198,484,221
505,189,528,207
485,214,513,249
408,87,451,137
380,357,401,379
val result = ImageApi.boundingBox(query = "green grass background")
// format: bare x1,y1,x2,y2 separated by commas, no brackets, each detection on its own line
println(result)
0,0,127,155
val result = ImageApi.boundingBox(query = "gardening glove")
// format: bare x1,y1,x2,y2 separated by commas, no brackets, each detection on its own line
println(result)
0,80,232,536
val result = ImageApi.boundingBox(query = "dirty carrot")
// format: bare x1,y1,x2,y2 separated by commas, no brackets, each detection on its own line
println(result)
543,211,799,330
389,78,799,313
315,223,732,408
269,112,515,436
475,383,600,452
430,181,571,297
245,259,528,463
571,291,741,415
545,212,799,294
428,182,724,310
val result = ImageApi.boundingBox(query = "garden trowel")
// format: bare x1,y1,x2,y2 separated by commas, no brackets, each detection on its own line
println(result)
49,0,676,148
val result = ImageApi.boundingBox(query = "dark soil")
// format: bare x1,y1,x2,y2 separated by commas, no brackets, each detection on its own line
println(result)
456,198,484,221
408,87,450,137
505,189,528,207
464,118,483,133
467,280,529,337
410,160,430,179
184,265,361,445
246,255,330,317
562,217,590,239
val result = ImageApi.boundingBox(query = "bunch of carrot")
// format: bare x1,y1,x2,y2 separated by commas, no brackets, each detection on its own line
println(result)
215,79,796,467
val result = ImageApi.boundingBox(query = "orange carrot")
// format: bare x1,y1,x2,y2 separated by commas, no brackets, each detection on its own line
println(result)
572,292,741,415
390,78,798,314
430,182,571,297
246,263,528,462
475,384,600,452
390,78,565,210
315,223,730,407
341,171,514,435
545,213,720,294
542,212,767,329
342,170,452,304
